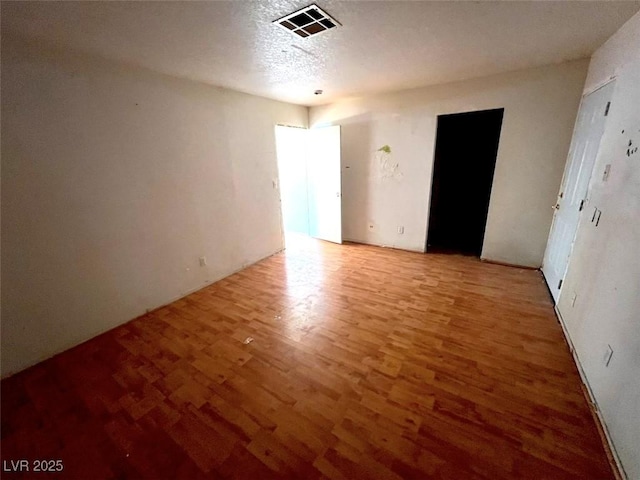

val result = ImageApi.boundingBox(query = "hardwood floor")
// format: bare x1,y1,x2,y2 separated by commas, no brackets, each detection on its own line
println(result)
1,236,614,479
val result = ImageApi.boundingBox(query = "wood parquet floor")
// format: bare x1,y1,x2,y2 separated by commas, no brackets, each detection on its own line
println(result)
1,235,614,479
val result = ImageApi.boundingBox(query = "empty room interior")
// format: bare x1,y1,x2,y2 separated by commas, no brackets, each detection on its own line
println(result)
2,1,640,479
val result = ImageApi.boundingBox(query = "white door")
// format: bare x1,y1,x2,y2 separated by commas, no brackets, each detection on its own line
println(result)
306,126,342,244
542,81,614,302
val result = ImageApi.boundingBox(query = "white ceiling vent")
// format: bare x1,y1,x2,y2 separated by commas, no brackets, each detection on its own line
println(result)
274,4,340,39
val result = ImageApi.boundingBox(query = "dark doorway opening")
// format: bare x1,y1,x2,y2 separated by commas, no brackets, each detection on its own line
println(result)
426,108,504,256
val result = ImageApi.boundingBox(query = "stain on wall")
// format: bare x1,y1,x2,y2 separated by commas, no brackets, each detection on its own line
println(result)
626,136,638,157
373,144,403,182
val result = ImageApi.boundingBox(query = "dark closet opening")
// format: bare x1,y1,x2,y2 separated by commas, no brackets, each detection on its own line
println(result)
426,108,504,256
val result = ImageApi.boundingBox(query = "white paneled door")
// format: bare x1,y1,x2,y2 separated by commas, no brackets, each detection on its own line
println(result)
542,81,615,303
307,126,342,244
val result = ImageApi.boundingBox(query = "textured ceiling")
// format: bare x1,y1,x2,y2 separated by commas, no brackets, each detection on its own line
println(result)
3,1,639,106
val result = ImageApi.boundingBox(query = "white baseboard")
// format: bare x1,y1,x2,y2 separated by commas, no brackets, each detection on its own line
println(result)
342,237,424,253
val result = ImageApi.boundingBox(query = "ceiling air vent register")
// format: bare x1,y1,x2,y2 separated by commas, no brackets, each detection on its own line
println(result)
274,4,340,38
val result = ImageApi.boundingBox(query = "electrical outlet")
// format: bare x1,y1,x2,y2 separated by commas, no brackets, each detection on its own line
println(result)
397,226,404,234
368,223,374,230
603,344,613,367
199,256,207,267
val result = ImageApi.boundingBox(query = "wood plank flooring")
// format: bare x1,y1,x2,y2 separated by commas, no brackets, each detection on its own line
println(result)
1,236,614,479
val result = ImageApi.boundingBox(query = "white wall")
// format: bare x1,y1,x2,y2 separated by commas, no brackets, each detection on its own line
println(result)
583,11,640,95
555,12,640,480
0,37,307,377
310,60,589,267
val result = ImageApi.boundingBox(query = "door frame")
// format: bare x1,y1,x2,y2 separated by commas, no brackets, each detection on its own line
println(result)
424,107,504,256
274,124,343,245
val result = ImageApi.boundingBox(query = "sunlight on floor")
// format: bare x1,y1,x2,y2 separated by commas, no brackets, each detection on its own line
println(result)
281,233,328,341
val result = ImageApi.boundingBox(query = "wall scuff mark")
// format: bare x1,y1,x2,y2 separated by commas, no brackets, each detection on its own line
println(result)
373,145,403,182
625,136,638,157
